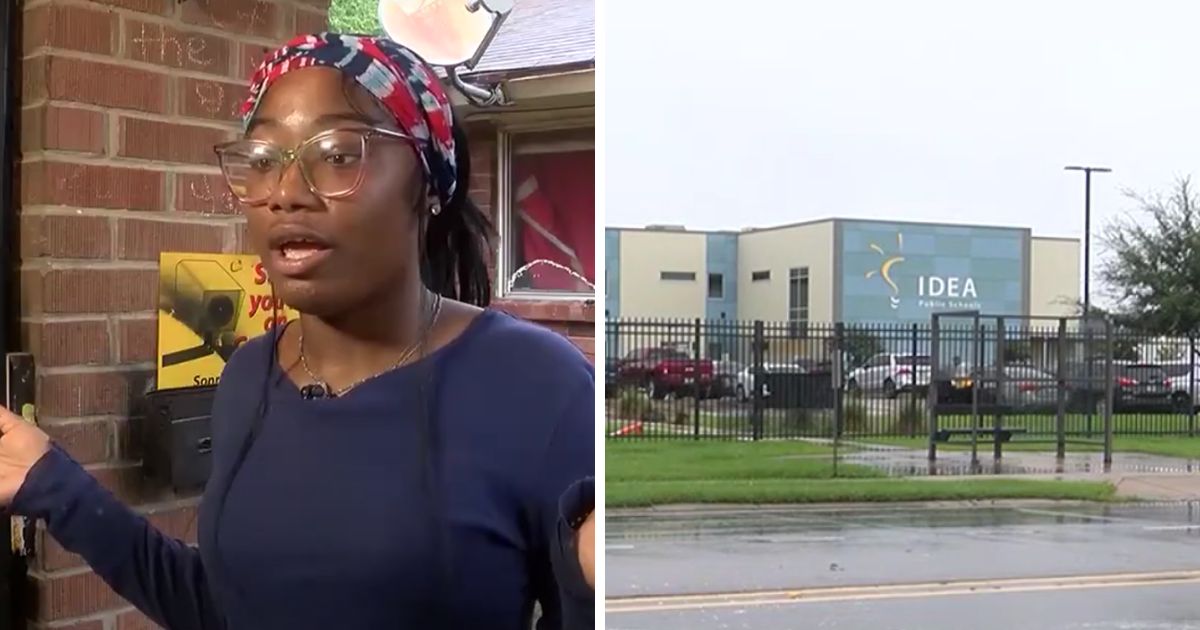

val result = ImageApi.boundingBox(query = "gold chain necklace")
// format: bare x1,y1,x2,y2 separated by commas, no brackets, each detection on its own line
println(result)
297,292,444,398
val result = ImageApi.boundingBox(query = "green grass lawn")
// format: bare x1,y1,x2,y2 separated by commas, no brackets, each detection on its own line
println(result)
608,478,1117,508
606,440,1116,508
606,440,880,483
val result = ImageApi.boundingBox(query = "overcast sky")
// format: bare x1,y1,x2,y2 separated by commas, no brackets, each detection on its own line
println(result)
605,0,1200,293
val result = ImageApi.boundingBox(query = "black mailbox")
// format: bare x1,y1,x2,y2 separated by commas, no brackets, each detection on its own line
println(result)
142,386,217,493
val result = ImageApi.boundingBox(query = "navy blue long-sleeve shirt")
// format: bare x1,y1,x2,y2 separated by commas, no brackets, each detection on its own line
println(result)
13,308,595,629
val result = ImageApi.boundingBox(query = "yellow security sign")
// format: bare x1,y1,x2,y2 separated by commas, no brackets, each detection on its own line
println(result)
157,252,299,390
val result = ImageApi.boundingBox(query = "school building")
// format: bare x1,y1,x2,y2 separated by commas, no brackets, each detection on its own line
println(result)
604,218,1082,327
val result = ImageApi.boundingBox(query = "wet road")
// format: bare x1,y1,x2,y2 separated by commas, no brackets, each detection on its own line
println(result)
606,502,1200,629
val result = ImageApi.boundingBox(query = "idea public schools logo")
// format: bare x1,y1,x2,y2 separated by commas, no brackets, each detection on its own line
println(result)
865,233,905,310
864,232,981,311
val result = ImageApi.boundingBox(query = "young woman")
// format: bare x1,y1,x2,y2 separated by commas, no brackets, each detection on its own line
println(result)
0,33,595,629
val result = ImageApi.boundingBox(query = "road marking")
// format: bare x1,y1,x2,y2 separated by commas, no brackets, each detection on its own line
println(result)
1014,508,1138,523
1143,525,1200,532
606,570,1200,614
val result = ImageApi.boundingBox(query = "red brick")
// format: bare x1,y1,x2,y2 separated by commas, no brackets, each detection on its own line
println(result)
20,214,112,259
116,417,138,463
117,218,228,261
178,77,245,123
31,569,123,621
22,319,111,367
296,0,331,8
117,608,162,630
21,105,107,154
92,0,170,15
118,117,229,166
566,321,594,336
24,3,118,56
569,336,595,358
181,0,281,39
123,19,233,76
22,161,165,211
35,617,105,630
175,173,241,215
117,317,157,363
23,268,158,315
495,300,596,325
295,7,328,35
34,55,168,114
39,371,133,417
237,42,271,82
21,55,48,104
469,138,494,173
44,419,114,465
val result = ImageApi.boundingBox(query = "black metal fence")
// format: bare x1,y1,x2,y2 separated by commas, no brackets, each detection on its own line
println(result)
604,317,1200,441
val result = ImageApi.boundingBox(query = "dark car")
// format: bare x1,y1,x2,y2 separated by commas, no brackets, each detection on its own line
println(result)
936,365,1058,412
1065,361,1174,413
605,356,619,398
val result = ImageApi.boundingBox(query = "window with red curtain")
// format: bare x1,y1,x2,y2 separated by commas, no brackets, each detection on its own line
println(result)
507,128,595,294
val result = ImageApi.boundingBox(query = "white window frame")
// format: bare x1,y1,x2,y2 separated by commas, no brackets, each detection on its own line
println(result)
788,267,810,338
495,119,596,301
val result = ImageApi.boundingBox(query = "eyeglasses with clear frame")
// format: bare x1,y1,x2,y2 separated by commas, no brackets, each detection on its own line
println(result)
213,127,424,205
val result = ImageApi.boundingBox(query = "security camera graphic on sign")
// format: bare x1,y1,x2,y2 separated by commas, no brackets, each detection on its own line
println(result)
159,259,245,368
865,233,905,310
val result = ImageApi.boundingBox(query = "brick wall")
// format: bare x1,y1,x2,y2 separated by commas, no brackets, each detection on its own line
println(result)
16,0,593,626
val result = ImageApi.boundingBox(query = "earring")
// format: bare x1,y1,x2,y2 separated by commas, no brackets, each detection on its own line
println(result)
431,204,442,216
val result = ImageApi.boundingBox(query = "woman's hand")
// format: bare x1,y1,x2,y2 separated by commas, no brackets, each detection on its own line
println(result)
0,406,50,506
577,510,594,590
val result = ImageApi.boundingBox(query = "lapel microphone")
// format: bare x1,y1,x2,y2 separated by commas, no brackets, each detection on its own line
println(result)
299,383,331,400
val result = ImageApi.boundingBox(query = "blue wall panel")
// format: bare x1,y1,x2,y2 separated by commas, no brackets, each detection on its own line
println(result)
605,229,620,319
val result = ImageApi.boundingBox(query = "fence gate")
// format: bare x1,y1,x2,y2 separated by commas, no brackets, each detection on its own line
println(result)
926,311,1114,470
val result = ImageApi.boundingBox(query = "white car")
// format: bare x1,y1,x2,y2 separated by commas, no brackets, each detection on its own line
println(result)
847,353,932,398
735,363,804,401
1160,362,1200,411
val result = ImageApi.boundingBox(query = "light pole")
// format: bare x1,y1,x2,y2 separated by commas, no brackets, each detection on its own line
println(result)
1064,165,1112,319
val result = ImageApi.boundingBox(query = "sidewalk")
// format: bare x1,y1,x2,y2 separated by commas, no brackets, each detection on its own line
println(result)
828,440,1200,500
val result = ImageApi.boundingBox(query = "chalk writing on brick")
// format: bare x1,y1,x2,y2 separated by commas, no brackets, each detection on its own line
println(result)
131,23,214,69
188,177,238,215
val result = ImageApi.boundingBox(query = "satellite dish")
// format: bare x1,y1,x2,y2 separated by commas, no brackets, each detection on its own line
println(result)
378,0,514,105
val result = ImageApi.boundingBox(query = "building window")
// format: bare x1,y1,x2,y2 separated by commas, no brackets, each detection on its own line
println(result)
788,267,809,338
708,273,724,299
500,127,595,297
660,271,696,281
751,270,771,282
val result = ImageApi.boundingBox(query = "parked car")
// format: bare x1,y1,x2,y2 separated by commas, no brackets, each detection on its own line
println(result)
1065,361,1174,413
1159,362,1200,412
847,353,932,398
604,356,619,398
940,365,1059,411
615,347,716,399
711,360,745,399
735,363,805,401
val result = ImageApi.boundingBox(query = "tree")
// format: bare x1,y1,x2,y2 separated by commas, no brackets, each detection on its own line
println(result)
1099,176,1200,335
840,328,885,367
329,0,383,35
